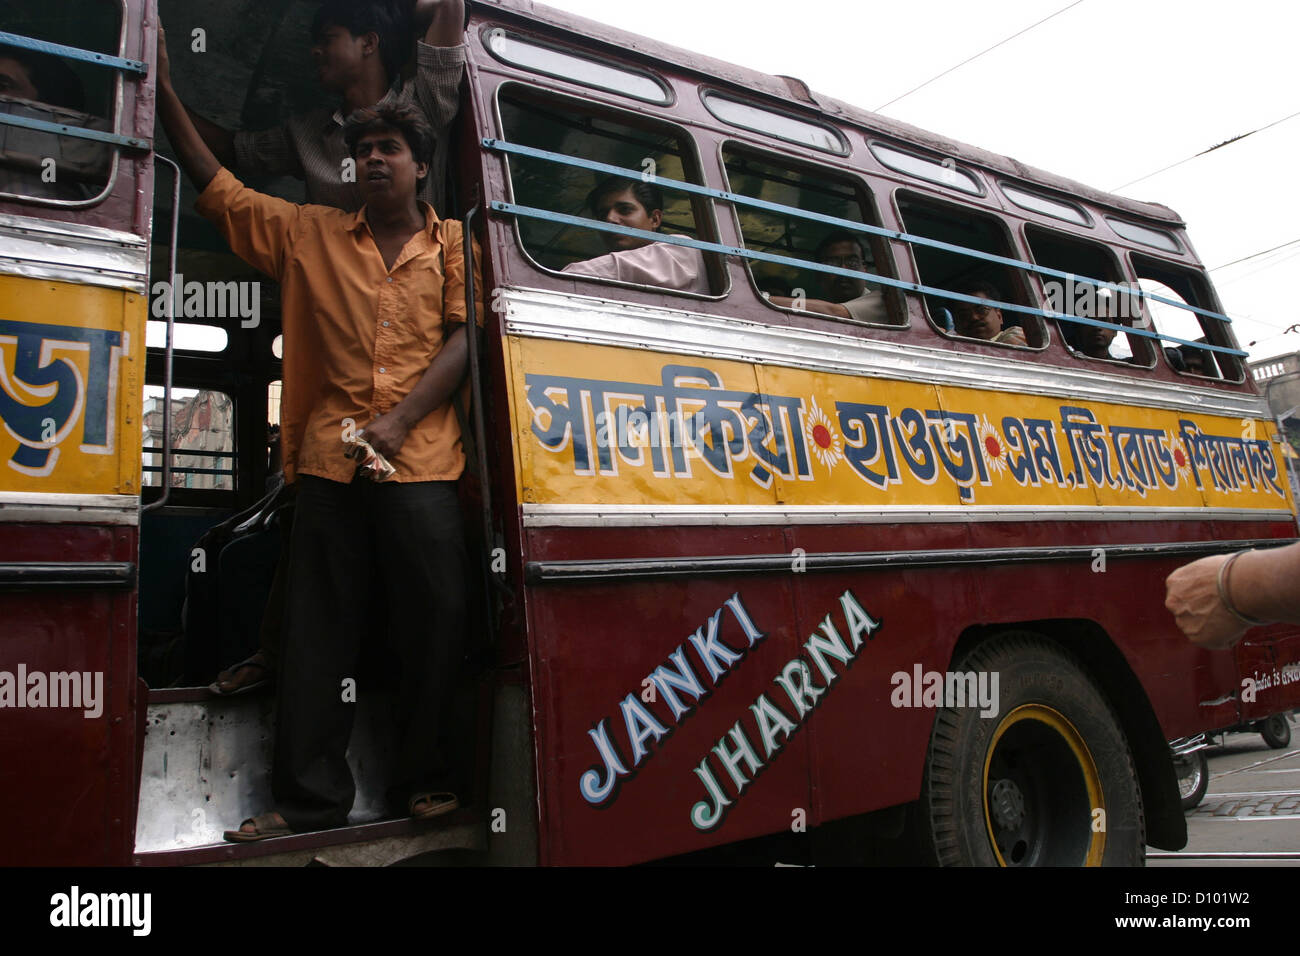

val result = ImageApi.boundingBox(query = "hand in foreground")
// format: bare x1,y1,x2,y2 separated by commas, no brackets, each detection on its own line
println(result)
155,21,172,89
1164,554,1248,650
360,411,410,461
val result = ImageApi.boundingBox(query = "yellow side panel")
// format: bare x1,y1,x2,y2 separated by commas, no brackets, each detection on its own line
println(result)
506,336,1295,514
0,276,145,496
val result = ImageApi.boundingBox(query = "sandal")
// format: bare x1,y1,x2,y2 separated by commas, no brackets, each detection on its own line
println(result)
208,653,272,697
223,811,293,843
409,792,459,820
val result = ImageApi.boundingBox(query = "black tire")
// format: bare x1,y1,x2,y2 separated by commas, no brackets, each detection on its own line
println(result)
1174,750,1209,811
1260,714,1291,750
916,632,1145,866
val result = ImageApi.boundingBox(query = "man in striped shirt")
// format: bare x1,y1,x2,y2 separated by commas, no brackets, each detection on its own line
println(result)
177,0,465,214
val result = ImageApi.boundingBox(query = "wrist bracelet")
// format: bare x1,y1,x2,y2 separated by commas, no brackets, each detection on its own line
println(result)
1217,550,1270,627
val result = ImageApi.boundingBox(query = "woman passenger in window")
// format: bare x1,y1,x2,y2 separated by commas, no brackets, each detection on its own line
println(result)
951,280,1026,346
561,176,709,293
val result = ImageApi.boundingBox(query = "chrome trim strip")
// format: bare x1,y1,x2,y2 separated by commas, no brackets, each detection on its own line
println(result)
500,287,1269,419
0,211,148,292
524,538,1288,584
0,493,140,526
522,503,1298,528
0,561,134,589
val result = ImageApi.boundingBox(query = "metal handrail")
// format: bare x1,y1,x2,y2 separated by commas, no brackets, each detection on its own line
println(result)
484,138,1247,358
142,154,181,514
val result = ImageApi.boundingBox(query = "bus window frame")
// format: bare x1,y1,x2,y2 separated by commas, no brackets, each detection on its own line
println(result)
1108,216,1182,255
868,139,985,198
1128,250,1245,385
700,87,849,157
1021,221,1157,370
0,0,128,209
1001,181,1092,228
139,383,240,502
716,138,908,331
891,187,1048,353
490,80,730,302
478,25,675,107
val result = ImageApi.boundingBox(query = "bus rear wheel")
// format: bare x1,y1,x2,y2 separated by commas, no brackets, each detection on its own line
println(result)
1259,714,1291,750
916,633,1144,866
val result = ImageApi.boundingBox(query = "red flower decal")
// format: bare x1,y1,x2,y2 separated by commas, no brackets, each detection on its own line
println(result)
813,425,832,449
984,435,1002,459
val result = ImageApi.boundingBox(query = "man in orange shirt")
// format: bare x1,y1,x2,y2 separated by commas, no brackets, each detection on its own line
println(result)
157,33,481,838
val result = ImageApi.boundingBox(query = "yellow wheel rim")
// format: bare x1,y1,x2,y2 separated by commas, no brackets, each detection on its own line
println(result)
982,703,1106,866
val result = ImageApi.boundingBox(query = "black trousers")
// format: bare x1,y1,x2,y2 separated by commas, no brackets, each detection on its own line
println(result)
272,475,468,832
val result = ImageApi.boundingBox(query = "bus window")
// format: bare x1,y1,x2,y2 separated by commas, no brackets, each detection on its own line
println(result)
703,92,846,155
497,85,723,296
142,386,236,491
1002,183,1090,227
0,2,121,204
484,30,671,105
721,144,902,326
871,141,982,196
146,321,230,353
897,192,1042,347
1132,254,1241,381
1108,217,1181,254
1024,225,1152,366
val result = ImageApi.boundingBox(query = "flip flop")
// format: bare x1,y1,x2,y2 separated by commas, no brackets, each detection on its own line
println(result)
207,655,272,697
409,792,459,820
223,812,293,843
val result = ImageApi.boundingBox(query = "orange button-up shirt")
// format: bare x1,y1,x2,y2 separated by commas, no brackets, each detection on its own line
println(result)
196,168,483,484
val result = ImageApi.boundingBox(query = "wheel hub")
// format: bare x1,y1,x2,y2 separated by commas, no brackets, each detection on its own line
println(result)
989,778,1026,831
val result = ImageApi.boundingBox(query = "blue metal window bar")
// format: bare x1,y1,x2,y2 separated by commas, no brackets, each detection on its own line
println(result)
484,138,1246,360
0,31,151,151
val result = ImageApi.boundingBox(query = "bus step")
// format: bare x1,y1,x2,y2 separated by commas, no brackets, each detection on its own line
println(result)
132,808,484,867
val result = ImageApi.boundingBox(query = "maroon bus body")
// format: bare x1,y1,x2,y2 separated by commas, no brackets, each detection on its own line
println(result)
0,0,154,866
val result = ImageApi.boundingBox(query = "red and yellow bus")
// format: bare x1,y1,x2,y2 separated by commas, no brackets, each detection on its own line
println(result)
1,0,1297,866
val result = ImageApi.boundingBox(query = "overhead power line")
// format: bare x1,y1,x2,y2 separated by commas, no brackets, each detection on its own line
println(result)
1113,109,1300,192
874,0,1086,112
1210,237,1300,272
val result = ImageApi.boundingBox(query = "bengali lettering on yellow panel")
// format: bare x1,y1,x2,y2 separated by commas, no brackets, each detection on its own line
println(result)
0,277,144,496
508,337,1294,513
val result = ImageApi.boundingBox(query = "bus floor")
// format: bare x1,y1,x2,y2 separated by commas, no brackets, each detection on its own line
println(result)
133,674,495,866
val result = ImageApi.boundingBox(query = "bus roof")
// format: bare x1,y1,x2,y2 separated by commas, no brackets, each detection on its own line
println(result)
479,0,1185,228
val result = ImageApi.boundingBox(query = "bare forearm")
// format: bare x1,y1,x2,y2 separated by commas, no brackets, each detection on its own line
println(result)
184,105,236,167
391,327,469,429
411,0,465,46
1231,543,1300,625
768,295,850,318
157,79,221,190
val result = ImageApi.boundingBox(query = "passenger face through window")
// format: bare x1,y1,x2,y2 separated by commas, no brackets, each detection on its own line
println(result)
591,181,663,252
817,237,867,304
952,291,1003,340
0,56,40,102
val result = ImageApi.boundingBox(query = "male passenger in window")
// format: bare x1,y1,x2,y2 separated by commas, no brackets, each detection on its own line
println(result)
767,231,887,322
172,0,465,213
561,176,710,293
0,49,86,111
1074,322,1117,359
158,29,482,837
1178,344,1216,377
0,48,98,200
951,281,1027,346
